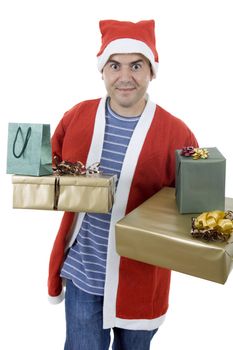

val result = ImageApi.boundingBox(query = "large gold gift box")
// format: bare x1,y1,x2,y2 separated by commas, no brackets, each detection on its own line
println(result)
12,174,116,213
115,187,233,284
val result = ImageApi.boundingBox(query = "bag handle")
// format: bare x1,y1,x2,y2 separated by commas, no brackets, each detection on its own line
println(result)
13,126,32,158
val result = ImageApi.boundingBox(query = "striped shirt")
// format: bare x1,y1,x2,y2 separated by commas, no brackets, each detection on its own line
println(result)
60,98,140,295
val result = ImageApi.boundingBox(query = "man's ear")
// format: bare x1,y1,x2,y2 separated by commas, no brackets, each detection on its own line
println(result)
146,61,153,80
149,63,155,80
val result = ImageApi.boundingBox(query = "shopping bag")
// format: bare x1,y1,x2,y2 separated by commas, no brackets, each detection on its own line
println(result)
6,123,53,176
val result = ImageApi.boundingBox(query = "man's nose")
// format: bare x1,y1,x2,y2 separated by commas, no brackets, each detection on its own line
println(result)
119,67,132,81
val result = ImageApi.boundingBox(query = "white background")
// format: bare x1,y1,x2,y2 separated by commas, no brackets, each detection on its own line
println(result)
0,0,233,349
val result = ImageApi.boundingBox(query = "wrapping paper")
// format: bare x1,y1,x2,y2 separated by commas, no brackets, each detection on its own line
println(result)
175,147,226,213
115,187,233,284
12,174,116,213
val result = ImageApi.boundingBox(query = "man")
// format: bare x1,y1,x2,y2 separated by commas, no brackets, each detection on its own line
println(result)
48,20,198,349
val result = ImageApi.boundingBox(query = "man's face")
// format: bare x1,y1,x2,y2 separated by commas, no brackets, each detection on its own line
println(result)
102,53,153,115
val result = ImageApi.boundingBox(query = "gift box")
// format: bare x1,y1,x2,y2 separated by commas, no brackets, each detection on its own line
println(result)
12,174,117,213
115,187,233,284
175,147,226,213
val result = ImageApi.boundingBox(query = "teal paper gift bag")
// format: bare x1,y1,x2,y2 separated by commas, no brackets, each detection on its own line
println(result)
6,123,53,176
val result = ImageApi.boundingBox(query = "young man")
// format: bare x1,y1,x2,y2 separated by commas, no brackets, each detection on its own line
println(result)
48,20,198,349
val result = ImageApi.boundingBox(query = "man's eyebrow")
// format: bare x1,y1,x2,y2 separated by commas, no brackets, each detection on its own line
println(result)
130,59,144,65
107,59,120,64
107,59,144,65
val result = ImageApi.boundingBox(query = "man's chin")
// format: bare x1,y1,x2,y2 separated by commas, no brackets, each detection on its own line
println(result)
114,97,136,109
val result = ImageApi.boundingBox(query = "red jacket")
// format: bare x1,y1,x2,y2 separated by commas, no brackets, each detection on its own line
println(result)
48,96,198,330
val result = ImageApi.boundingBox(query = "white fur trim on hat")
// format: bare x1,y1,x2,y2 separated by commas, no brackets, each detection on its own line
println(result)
97,38,158,77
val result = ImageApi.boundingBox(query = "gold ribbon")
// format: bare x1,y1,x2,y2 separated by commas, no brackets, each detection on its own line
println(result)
194,210,233,234
192,148,209,160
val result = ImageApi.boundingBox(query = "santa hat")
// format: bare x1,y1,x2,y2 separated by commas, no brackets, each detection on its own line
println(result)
97,19,159,77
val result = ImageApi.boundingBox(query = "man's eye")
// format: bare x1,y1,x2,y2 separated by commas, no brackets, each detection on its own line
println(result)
110,63,120,70
131,63,142,71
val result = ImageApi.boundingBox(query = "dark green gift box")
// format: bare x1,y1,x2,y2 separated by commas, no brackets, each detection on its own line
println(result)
175,147,226,213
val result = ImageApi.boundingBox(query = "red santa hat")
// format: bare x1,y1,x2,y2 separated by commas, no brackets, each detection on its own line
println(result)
97,19,159,78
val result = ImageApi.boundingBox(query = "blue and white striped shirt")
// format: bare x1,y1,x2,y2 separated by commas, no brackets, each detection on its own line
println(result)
60,99,140,295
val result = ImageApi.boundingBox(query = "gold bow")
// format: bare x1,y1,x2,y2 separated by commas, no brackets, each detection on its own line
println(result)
194,210,233,234
192,148,209,160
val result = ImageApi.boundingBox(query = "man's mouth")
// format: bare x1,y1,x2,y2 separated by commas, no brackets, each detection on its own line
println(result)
116,87,136,92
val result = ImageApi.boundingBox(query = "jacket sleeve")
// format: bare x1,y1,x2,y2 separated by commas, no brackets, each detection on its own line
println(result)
48,211,76,299
48,107,79,300
51,118,65,165
51,110,74,165
51,103,81,165
168,124,199,187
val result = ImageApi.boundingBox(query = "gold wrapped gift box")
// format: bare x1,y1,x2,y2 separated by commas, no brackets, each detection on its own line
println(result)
12,174,116,213
116,187,233,284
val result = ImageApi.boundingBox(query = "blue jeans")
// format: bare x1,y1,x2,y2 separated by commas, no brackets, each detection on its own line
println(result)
64,279,158,350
